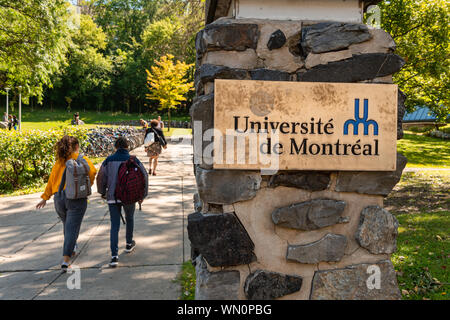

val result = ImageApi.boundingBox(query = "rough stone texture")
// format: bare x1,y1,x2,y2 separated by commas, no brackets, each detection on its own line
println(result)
202,49,259,69
298,53,405,83
397,90,406,140
305,49,352,69
202,23,259,52
250,68,291,81
196,166,262,204
267,29,286,50
349,29,396,55
256,21,304,73
335,153,407,196
287,234,347,264
187,212,257,267
196,64,249,85
244,270,303,300
195,255,240,300
301,23,372,55
190,94,214,168
268,171,330,191
310,260,401,300
272,199,347,230
356,206,399,254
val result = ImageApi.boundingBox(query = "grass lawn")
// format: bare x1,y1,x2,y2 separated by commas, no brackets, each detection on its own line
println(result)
385,170,449,300
397,132,450,168
19,109,190,131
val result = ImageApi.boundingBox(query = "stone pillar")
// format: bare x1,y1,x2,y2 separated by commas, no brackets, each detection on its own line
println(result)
188,12,407,300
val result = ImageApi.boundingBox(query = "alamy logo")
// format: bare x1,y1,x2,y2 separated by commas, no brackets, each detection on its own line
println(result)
344,99,379,136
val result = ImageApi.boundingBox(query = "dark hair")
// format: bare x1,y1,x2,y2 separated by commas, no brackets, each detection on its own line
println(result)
55,135,79,161
115,137,129,149
150,119,159,128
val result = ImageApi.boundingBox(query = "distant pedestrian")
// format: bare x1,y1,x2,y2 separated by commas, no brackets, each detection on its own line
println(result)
36,136,97,271
7,115,12,130
140,119,148,130
96,137,148,268
144,119,167,175
71,112,85,125
2,112,7,122
156,116,164,130
12,115,18,130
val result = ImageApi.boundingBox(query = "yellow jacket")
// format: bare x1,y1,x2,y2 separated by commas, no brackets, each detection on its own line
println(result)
41,153,97,201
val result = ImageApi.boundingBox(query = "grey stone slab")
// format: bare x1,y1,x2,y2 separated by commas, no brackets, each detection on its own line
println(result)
268,171,330,191
301,22,372,55
202,23,259,52
267,29,286,50
195,256,240,300
35,265,181,300
272,199,347,231
0,270,60,300
356,206,398,254
244,270,302,300
287,233,347,264
310,260,401,300
187,212,256,267
335,153,407,196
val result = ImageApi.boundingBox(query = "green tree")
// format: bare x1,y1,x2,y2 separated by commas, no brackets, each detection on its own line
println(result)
379,0,449,122
146,54,193,129
47,14,112,112
0,0,71,102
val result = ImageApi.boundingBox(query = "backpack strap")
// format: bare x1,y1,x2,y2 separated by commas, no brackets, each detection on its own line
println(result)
58,168,67,194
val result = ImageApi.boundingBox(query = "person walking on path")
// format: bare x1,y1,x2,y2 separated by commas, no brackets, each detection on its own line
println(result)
96,137,148,268
36,136,97,271
12,115,18,130
144,119,167,176
156,116,164,130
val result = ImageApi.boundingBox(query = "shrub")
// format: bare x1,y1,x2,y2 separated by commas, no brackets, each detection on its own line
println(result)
0,127,89,193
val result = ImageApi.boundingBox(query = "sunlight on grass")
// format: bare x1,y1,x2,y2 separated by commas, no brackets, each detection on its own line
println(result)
397,133,450,168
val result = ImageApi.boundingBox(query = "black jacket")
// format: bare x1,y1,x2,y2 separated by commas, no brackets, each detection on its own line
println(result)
145,127,167,147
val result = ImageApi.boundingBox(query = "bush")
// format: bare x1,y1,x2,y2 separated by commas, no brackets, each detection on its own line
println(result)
0,127,89,193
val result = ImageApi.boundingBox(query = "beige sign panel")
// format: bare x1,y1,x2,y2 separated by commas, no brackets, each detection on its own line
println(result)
213,79,398,171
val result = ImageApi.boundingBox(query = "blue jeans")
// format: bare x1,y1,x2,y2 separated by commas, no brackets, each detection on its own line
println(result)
108,203,135,257
54,197,87,257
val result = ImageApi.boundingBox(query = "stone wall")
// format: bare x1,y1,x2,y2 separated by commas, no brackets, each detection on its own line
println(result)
188,17,406,300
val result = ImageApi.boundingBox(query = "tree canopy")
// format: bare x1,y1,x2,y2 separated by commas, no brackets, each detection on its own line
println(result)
379,0,449,122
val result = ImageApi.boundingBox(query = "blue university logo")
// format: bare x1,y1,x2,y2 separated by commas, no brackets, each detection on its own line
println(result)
344,99,379,136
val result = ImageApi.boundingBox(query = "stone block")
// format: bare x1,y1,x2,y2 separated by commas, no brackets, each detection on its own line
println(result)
355,206,399,254
203,23,259,51
301,23,372,55
298,53,405,83
398,90,406,140
272,199,347,230
195,166,262,204
287,233,347,264
268,171,330,191
335,153,407,196
202,49,259,69
249,69,291,81
267,29,286,50
187,212,257,267
349,28,396,55
195,256,240,300
310,260,401,300
197,64,249,85
305,49,353,69
244,270,303,300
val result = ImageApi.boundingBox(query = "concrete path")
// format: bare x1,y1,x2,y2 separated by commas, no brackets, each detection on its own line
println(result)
0,134,196,300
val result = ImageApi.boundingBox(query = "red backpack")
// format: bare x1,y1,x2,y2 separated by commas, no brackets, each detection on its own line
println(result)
115,156,146,205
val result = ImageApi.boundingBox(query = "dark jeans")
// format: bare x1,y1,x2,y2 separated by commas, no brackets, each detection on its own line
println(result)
54,197,87,257
108,203,135,257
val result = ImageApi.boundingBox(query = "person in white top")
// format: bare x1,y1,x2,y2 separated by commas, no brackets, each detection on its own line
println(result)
156,116,164,130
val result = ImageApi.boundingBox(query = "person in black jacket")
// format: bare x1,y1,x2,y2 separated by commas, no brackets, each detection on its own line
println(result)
144,119,167,175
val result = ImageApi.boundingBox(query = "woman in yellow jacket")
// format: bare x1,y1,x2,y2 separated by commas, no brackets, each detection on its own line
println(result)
36,135,97,271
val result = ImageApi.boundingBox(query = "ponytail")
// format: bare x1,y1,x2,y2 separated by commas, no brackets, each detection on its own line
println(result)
55,135,79,161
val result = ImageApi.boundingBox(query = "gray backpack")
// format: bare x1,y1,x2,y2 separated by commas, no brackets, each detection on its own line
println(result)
58,154,92,199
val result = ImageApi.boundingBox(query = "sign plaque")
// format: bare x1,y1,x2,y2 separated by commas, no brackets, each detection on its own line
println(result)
213,80,398,171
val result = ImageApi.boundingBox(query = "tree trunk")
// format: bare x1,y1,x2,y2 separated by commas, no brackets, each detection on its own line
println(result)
168,108,171,132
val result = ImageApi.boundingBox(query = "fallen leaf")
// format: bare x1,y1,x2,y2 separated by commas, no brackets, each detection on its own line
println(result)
401,289,409,295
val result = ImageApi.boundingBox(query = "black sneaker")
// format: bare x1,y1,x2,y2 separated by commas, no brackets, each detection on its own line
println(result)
109,256,119,268
61,262,70,272
125,240,136,253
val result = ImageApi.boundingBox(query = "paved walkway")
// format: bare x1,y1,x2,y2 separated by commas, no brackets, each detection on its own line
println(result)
0,135,196,300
